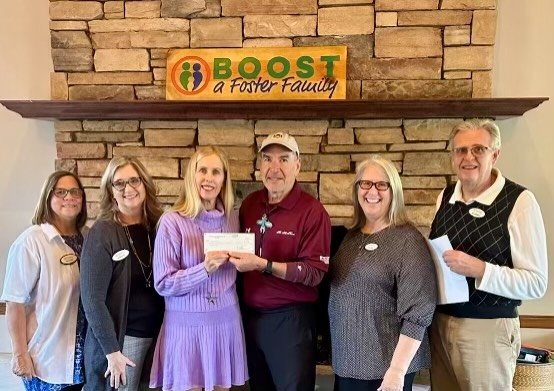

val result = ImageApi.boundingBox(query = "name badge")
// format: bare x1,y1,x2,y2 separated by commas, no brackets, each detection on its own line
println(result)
469,208,485,218
365,243,378,251
112,249,129,262
60,254,78,265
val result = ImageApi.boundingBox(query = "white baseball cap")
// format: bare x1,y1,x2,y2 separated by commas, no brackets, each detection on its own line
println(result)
259,132,300,156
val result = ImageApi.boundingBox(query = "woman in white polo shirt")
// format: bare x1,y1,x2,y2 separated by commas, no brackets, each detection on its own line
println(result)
1,170,88,390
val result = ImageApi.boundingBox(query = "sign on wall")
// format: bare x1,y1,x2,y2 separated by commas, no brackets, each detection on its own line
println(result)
166,46,347,100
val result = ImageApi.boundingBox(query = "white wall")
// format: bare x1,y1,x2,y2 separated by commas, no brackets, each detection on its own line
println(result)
0,1,552,354
0,2,55,352
494,0,554,347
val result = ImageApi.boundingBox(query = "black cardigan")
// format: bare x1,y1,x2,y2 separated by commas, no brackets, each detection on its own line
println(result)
80,219,138,390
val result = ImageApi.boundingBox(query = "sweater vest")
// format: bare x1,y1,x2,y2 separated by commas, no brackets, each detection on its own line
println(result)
429,178,525,319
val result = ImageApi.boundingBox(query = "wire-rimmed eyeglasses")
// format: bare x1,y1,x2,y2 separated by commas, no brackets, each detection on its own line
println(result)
452,145,493,157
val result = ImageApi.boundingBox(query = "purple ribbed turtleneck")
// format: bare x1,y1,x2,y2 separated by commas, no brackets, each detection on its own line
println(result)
153,205,240,312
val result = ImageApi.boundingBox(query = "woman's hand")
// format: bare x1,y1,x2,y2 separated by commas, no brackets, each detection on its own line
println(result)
11,352,35,379
377,366,405,391
204,251,229,274
105,351,136,389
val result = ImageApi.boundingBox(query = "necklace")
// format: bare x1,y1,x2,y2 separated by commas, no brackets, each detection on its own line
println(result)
197,219,224,304
123,224,153,288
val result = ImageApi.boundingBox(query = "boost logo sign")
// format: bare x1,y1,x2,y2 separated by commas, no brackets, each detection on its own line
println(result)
166,46,347,100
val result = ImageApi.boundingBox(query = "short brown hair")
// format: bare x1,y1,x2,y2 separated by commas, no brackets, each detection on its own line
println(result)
32,171,88,229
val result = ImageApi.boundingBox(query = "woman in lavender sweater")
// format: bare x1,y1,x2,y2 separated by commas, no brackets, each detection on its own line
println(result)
150,146,248,391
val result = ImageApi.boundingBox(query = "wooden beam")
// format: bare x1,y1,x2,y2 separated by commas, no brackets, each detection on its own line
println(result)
0,98,548,120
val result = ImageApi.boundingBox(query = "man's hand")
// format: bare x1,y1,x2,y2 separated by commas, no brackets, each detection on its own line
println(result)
105,351,136,389
228,251,265,272
204,251,229,274
12,352,35,379
443,249,486,278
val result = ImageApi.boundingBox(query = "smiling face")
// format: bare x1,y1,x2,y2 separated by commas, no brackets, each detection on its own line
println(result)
357,164,391,226
50,175,83,225
195,153,225,210
260,144,300,204
112,164,146,218
451,127,500,197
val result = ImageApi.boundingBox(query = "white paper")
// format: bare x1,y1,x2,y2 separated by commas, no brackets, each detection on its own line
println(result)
203,233,255,254
427,235,469,305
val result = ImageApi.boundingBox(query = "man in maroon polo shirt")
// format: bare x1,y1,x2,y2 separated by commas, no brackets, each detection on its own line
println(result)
229,132,331,391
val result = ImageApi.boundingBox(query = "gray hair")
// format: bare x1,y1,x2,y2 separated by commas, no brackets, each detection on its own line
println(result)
449,119,501,149
349,155,409,230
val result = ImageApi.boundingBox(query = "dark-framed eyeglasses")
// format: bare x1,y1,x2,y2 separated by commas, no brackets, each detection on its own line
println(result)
357,180,390,191
59,253,79,265
112,176,142,192
52,188,84,199
452,145,492,157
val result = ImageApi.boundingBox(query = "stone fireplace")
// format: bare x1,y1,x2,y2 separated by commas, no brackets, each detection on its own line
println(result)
48,0,499,228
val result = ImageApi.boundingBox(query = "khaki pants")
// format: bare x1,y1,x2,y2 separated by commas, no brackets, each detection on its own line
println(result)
430,313,520,391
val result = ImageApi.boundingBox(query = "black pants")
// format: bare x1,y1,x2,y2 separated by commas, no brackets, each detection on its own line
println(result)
244,304,317,391
334,372,417,391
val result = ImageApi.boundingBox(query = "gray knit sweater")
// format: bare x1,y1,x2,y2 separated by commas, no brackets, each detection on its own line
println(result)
328,224,437,380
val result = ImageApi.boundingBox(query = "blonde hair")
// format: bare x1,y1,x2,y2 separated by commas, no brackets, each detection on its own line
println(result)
32,171,88,229
173,146,234,218
97,156,163,229
350,155,409,230
449,119,501,149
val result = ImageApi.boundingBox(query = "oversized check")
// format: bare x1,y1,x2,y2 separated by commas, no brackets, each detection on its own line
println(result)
203,233,255,254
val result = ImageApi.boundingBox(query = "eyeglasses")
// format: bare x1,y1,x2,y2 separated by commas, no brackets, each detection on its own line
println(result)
52,188,84,198
452,145,493,157
357,180,390,191
112,176,142,192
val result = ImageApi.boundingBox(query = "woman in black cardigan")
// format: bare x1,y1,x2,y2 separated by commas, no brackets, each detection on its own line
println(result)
80,156,164,390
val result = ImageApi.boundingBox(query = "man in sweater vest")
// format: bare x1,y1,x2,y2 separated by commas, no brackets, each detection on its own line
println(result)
429,119,548,391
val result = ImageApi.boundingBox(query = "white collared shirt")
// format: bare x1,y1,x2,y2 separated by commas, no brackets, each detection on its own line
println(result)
1,223,81,384
436,168,548,300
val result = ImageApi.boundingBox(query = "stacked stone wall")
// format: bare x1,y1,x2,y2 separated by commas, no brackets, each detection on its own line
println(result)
50,0,498,226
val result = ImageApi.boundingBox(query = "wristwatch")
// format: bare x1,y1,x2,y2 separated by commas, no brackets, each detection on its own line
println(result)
262,259,273,275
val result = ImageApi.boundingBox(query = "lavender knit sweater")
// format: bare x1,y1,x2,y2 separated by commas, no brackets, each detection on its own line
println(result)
153,206,240,312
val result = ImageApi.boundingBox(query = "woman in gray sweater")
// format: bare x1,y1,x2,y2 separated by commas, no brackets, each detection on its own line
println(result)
328,156,437,391
80,157,164,390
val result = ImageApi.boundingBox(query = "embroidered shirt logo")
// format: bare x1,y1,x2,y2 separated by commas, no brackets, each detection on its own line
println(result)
276,230,295,236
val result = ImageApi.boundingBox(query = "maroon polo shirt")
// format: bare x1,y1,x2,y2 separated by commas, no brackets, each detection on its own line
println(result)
239,182,331,310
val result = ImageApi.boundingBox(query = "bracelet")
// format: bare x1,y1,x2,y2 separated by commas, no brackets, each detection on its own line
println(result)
262,259,273,275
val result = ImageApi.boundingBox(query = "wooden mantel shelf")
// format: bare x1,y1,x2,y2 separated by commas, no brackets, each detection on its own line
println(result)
0,97,548,120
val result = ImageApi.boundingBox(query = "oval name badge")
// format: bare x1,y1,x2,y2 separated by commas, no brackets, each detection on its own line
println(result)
469,208,485,218
365,243,379,251
112,249,130,262
60,254,78,265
